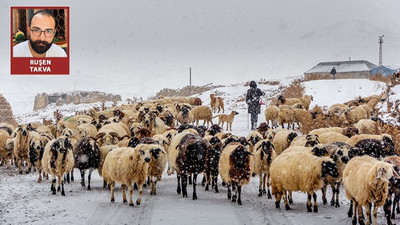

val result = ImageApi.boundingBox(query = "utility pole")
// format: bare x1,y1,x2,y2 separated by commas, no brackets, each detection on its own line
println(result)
189,67,192,87
379,35,384,66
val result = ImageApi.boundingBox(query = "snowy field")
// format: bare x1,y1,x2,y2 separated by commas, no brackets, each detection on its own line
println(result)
0,78,396,225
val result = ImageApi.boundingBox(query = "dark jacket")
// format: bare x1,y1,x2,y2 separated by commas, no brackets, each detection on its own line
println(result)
330,68,337,75
246,83,264,114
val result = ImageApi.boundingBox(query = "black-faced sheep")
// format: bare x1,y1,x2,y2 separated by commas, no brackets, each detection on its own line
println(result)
176,105,194,125
175,133,209,200
204,136,223,193
343,156,398,225
207,124,223,136
270,151,339,212
246,131,263,153
272,130,297,155
29,132,52,182
143,143,167,195
277,95,303,107
0,130,11,168
73,137,100,190
354,138,395,159
347,133,393,147
219,143,253,205
382,156,400,224
102,146,151,206
41,136,75,196
289,134,320,147
142,111,167,135
253,140,276,198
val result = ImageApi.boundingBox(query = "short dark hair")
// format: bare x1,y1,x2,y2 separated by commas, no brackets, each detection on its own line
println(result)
29,9,57,28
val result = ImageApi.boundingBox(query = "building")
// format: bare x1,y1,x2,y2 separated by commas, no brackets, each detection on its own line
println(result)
304,60,377,81
370,65,397,77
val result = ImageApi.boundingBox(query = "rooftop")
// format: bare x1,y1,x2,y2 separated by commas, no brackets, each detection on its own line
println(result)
305,60,377,74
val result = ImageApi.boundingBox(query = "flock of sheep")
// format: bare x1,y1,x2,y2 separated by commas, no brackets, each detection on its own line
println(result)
0,90,399,225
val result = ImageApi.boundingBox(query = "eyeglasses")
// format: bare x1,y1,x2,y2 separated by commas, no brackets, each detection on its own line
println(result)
30,28,55,38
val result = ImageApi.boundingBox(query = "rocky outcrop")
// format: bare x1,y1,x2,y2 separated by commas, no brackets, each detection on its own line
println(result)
0,94,18,126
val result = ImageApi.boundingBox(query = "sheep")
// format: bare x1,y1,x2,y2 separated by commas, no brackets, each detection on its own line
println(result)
191,106,213,128
253,140,277,198
265,128,283,142
346,133,393,147
278,109,295,129
277,95,303,107
56,120,78,138
354,138,395,159
159,109,175,128
0,130,11,168
141,111,167,135
355,119,379,134
264,105,280,129
73,137,100,190
187,97,202,106
246,130,263,153
95,123,129,147
5,138,15,168
382,156,400,223
167,129,198,175
152,134,170,155
204,136,223,193
29,132,52,182
320,143,351,207
41,136,75,196
14,124,36,174
143,143,167,195
289,134,320,147
176,105,195,125
102,146,151,206
318,132,349,145
77,123,98,138
329,104,349,117
309,127,359,138
272,130,298,155
339,106,368,125
219,143,253,205
0,123,15,136
270,151,339,212
175,133,209,200
129,122,142,136
283,145,329,157
75,117,92,126
98,145,119,187
300,95,313,111
343,156,397,225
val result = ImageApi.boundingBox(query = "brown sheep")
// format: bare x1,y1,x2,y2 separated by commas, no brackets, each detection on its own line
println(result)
191,106,213,128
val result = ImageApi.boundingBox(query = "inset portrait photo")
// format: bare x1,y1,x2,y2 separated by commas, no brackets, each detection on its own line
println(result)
11,7,69,74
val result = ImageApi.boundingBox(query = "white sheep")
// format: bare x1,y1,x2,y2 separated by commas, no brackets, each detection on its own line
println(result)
14,124,35,174
102,146,151,206
41,136,75,196
300,95,313,110
343,156,397,225
270,151,339,212
318,132,349,145
98,145,119,187
355,119,379,134
264,105,280,129
143,143,167,195
96,123,129,147
0,130,11,168
278,109,295,129
77,123,98,138
289,134,320,147
191,106,213,128
272,130,298,155
339,106,368,125
246,130,263,153
253,140,277,198
346,133,393,147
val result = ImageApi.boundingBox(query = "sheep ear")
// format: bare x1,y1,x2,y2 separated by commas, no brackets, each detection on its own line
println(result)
377,166,391,182
306,135,311,141
129,155,134,160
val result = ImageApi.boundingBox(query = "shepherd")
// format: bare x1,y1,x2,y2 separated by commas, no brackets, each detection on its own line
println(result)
246,81,265,130
330,66,337,80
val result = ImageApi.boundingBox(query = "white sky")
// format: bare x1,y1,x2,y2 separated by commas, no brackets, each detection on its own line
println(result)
0,0,399,99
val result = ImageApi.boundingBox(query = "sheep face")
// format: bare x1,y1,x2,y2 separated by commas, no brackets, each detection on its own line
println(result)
287,132,297,145
136,146,151,163
311,146,328,157
321,161,339,178
208,124,222,136
29,138,44,166
278,95,285,104
248,135,261,146
305,134,319,147
377,164,397,182
149,147,165,160
230,146,253,167
17,124,34,136
257,141,274,163
61,128,74,139
128,137,140,148
96,132,119,146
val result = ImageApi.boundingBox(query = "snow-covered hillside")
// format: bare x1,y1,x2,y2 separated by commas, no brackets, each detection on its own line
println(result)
1,78,398,225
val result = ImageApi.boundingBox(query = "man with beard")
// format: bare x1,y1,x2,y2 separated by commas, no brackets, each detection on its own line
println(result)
13,10,67,57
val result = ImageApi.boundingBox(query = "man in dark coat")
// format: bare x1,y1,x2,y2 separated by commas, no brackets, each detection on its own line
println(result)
246,81,265,130
330,66,337,80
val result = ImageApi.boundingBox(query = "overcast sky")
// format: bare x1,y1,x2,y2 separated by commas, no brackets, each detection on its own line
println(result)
0,0,399,99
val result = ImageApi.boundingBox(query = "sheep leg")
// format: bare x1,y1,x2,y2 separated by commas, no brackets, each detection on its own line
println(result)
214,175,219,193
275,192,282,208
188,174,192,185
87,168,94,190
37,168,42,183
365,203,371,225
384,195,393,225
357,202,364,225
306,193,312,212
80,169,86,187
321,184,327,205
312,192,318,213
283,191,290,210
267,171,272,199
262,173,267,195
232,183,237,202
182,175,188,198
258,173,263,197
103,179,107,188
134,183,141,206
177,174,181,194
192,173,198,200
227,184,232,200
334,182,340,207
348,200,353,217
17,158,22,174
394,194,399,218
330,183,336,206
110,181,115,202
51,177,56,195
57,175,61,193
237,185,242,205
204,171,210,191
288,191,293,205
121,184,127,203
396,194,400,214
